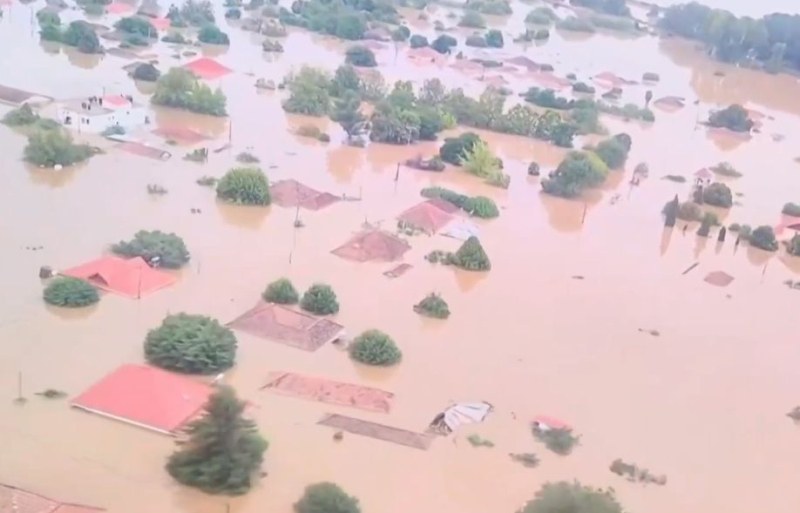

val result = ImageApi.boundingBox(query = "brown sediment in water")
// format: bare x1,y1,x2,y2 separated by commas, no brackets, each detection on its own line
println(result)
1,2,800,513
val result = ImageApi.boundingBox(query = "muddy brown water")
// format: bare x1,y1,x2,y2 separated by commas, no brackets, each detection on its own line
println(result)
1,1,799,513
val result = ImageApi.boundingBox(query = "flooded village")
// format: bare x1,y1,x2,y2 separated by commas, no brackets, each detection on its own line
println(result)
0,0,799,512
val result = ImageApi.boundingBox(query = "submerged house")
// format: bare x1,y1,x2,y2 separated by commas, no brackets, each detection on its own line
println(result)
56,94,149,134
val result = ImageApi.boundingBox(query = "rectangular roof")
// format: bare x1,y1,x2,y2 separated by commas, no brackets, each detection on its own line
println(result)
228,303,344,351
0,483,103,513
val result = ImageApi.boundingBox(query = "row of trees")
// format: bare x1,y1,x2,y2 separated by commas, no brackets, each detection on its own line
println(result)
278,0,399,40
40,19,102,54
659,2,800,72
262,278,340,315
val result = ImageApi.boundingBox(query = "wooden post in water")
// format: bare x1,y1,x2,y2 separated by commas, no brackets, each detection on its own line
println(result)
581,203,588,226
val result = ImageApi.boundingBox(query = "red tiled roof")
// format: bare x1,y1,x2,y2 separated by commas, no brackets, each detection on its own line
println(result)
61,256,176,299
228,303,344,351
183,57,232,80
71,364,212,434
270,179,340,210
397,201,454,234
0,483,104,513
331,230,411,262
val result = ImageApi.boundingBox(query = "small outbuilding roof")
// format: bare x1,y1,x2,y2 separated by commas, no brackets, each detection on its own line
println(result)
397,201,454,234
331,230,411,262
0,483,104,513
183,57,232,80
71,364,213,434
61,256,176,299
429,401,493,434
228,302,344,351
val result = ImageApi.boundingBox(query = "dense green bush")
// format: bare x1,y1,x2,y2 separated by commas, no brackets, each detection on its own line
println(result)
198,24,230,44
144,313,237,373
152,68,227,116
431,34,457,54
572,0,630,16
525,6,556,25
459,10,486,28
132,63,160,81
439,132,481,165
43,277,99,307
295,483,360,513
452,236,491,271
167,385,267,494
414,293,450,319
465,34,487,47
283,67,332,116
593,134,630,169
115,16,157,37
262,278,299,304
676,201,702,221
24,129,93,167
391,25,410,41
558,16,595,32
572,82,595,94
216,167,270,205
788,234,800,256
345,45,376,67
62,21,102,53
225,7,242,18
532,426,580,455
708,104,753,133
409,34,428,48
463,196,499,218
300,283,339,315
519,481,623,513
541,151,609,198
112,230,190,268
485,29,504,48
702,183,733,208
533,28,550,40
782,202,800,217
465,0,511,15
750,225,778,251
523,87,573,110
349,330,402,366
3,104,39,126
36,9,61,27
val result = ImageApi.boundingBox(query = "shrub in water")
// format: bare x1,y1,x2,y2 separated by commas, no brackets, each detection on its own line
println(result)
464,196,499,219
533,426,580,455
782,202,800,217
217,167,271,205
750,225,778,251
145,313,237,374
702,182,733,208
414,292,450,319
294,482,360,513
300,283,339,315
349,329,402,366
262,278,299,304
112,230,189,268
452,236,491,271
43,277,99,307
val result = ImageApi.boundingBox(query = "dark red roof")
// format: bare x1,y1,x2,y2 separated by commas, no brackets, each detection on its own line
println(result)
72,364,212,434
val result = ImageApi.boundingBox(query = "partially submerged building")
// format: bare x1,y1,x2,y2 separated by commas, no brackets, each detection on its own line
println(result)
0,483,104,513
56,95,149,134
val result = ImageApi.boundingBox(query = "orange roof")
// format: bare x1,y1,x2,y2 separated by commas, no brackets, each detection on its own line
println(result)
61,256,176,299
183,57,232,80
263,372,394,412
71,364,212,434
228,303,344,351
0,484,103,513
397,201,454,234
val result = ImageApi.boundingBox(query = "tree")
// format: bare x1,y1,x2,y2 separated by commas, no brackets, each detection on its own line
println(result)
152,68,227,116
175,0,215,26
198,24,230,44
391,25,410,42
541,151,609,198
295,483,360,513
593,135,630,169
166,385,267,494
115,16,157,37
345,45,376,67
439,132,481,165
133,63,160,81
782,203,800,217
708,104,754,133
518,481,624,513
465,34,487,48
461,140,500,178
283,67,332,116
750,225,778,251
431,34,457,54
225,7,242,18
452,236,491,271
331,92,366,140
485,29,504,48
40,22,63,42
145,314,237,374
525,6,556,25
409,34,428,48
36,9,61,27
419,78,446,105
300,283,339,315
43,277,99,307
262,278,299,304
571,0,630,16
414,293,450,319
349,330,402,366
62,21,101,53
329,65,361,98
702,183,733,208
112,230,190,268
463,196,499,218
459,10,486,28
663,195,679,227
24,129,93,167
2,104,39,126
216,167,271,205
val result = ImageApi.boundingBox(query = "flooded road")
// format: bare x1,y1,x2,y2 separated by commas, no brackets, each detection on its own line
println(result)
0,1,799,513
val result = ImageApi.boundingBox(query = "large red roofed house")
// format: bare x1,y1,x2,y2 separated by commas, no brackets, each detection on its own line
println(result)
183,57,232,80
60,256,176,299
71,364,213,434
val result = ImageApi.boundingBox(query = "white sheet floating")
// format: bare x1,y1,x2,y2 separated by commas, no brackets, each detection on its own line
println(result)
442,220,480,241
429,401,493,434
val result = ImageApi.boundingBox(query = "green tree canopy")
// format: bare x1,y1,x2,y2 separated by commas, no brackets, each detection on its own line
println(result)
152,68,227,116
295,482,360,513
452,236,491,271
283,66,332,116
262,278,299,304
145,313,237,374
166,385,268,494
348,329,402,366
115,16,157,37
459,10,487,28
708,104,754,132
112,230,190,268
702,182,733,208
461,139,500,178
593,134,631,169
331,92,366,139
43,277,99,307
24,129,93,167
518,481,624,513
133,63,160,81
62,21,101,53
485,29,504,48
216,167,271,205
300,283,339,315
541,151,609,198
750,225,778,251
345,45,377,67
414,292,450,319
431,34,457,54
409,34,428,48
439,132,481,165
198,24,230,44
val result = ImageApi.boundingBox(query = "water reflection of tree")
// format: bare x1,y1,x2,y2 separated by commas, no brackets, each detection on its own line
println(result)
27,164,79,188
215,201,270,230
326,144,364,184
63,46,102,70
540,191,601,233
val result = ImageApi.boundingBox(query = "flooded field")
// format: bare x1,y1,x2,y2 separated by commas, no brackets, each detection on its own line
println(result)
0,1,799,513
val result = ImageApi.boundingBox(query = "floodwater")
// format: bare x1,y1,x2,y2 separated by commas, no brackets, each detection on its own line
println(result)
0,1,799,513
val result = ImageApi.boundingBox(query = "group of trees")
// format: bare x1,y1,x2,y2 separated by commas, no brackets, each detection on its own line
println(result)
278,0,399,40
167,0,215,27
349,329,402,365
261,278,339,315
541,151,609,198
115,16,158,45
198,25,231,45
24,128,94,167
43,277,100,308
414,292,450,319
570,0,630,17
659,3,800,72
112,230,191,268
465,29,504,48
40,19,102,54
369,81,452,144
145,313,237,374
523,88,654,130
707,104,754,133
152,68,227,116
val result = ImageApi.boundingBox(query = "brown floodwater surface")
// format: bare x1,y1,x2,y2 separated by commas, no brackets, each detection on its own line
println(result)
0,1,799,513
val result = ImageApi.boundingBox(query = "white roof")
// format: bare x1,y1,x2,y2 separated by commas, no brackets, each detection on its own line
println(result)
440,401,492,431
442,220,480,241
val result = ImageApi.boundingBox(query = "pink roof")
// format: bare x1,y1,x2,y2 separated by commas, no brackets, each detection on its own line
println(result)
106,1,134,14
424,198,460,214
532,415,571,430
183,57,232,80
60,256,176,299
102,95,130,108
0,484,104,513
149,17,171,31
694,168,713,179
72,364,213,434
397,201,455,234
228,303,344,351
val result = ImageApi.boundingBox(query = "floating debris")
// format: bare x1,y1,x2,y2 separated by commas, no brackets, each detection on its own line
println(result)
509,452,540,468
466,434,494,448
35,388,67,399
610,459,667,485
637,328,660,337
